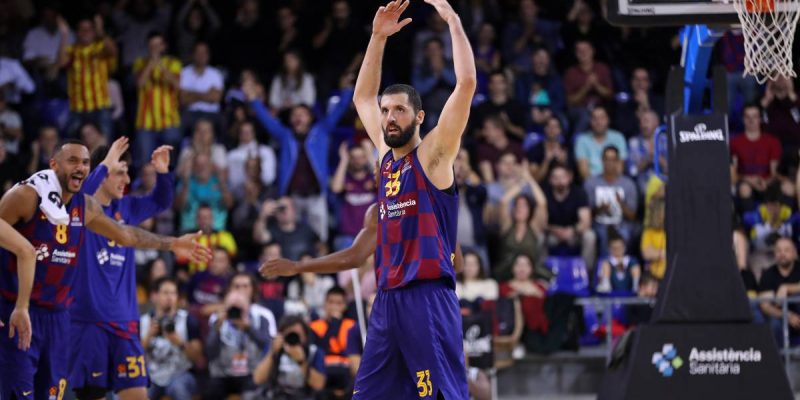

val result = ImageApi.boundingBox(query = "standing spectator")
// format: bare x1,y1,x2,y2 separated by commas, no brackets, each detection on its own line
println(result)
0,53,35,105
544,164,595,267
330,142,376,251
111,0,172,68
247,81,354,242
473,22,501,97
218,0,271,80
564,40,614,134
584,146,638,255
761,75,800,153
23,5,69,82
527,116,571,182
133,31,182,168
515,47,566,115
269,50,316,112
640,175,667,279
175,153,234,233
205,272,277,400
309,287,355,398
627,110,661,191
253,197,320,262
615,68,664,137
501,0,560,72
179,41,223,133
141,277,204,400
173,0,220,63
574,106,627,179
493,168,549,282
731,104,782,191
227,121,277,198
412,38,457,132
476,115,525,183
471,71,529,140
758,238,800,344
252,315,326,399
58,15,117,139
0,96,24,154
311,0,366,101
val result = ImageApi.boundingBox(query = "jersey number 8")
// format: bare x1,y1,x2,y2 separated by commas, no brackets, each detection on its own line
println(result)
55,225,68,244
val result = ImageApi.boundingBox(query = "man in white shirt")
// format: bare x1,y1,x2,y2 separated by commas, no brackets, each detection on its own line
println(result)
227,121,276,198
22,6,71,82
180,41,223,134
0,57,35,105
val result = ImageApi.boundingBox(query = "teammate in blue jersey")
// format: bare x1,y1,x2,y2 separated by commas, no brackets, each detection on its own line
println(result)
350,0,476,397
0,139,212,400
68,139,178,400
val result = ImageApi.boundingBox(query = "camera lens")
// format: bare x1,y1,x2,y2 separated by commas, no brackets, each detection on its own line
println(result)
285,332,300,346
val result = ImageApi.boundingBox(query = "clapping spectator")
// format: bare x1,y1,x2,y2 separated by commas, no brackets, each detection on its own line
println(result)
476,115,524,183
615,68,663,137
515,47,566,115
330,141,376,251
111,0,172,68
179,41,223,133
412,38,456,132
761,75,800,153
527,116,571,182
501,0,560,72
227,121,277,198
253,197,321,262
564,40,614,134
471,71,529,140
584,146,638,255
473,22,501,97
175,153,234,233
574,105,627,179
731,104,782,192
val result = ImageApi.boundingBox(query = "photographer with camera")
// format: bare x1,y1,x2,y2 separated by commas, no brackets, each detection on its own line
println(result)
253,315,326,399
140,277,204,400
205,272,277,400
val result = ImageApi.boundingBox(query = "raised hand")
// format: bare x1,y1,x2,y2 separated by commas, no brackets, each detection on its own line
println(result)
171,231,213,263
102,137,130,172
259,258,300,278
8,307,31,351
150,145,173,174
423,0,457,23
372,0,412,38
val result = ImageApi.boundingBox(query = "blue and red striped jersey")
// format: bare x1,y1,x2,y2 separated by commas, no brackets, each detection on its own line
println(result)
375,148,459,290
0,193,86,311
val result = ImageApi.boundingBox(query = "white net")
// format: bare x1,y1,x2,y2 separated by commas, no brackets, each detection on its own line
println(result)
732,0,800,83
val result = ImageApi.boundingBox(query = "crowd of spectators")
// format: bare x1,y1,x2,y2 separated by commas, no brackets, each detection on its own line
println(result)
3,0,800,398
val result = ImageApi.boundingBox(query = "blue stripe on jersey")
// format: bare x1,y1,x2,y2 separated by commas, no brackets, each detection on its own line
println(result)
0,192,86,310
375,148,459,290
70,170,174,323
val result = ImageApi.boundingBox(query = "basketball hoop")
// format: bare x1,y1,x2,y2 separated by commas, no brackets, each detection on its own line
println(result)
731,0,800,83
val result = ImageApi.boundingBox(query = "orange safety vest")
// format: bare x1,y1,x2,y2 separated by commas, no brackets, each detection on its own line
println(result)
310,318,356,366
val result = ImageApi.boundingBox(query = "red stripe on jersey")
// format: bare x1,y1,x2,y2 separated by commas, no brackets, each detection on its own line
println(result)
417,259,442,280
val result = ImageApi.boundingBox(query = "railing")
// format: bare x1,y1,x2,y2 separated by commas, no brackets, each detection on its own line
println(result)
575,296,800,373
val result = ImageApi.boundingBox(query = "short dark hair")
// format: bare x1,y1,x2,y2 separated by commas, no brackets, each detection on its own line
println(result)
147,30,164,42
152,276,177,293
54,139,87,156
326,286,347,300
278,314,309,334
382,84,422,114
90,144,132,170
743,102,762,115
602,145,619,159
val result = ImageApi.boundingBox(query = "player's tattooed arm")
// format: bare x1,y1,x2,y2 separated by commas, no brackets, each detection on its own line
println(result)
83,194,213,261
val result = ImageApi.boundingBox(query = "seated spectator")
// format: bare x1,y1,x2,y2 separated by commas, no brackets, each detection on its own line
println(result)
253,197,320,261
731,104,782,192
758,238,800,345
205,273,277,400
131,162,176,237
456,250,499,305
187,246,233,318
230,177,269,261
0,138,24,193
287,268,337,319
575,105,627,179
269,50,317,112
476,115,524,182
0,95,23,155
614,68,664,137
133,31,182,168
627,110,661,192
79,121,106,154
22,5,68,83
257,242,288,302
499,254,549,351
492,169,549,282
58,16,116,139
182,204,237,275
310,287,355,398
471,71,528,140
515,47,566,115
225,69,267,108
227,121,277,198
179,41,223,133
596,233,641,295
584,146,638,255
27,125,59,174
141,277,203,400
501,0,560,71
253,315,326,399
178,118,228,177
455,149,488,256
473,22,501,97
627,273,659,325
330,141,377,251
743,183,796,275
412,38,457,132
0,51,35,106
544,164,595,268
137,257,168,310
176,153,234,233
528,117,571,183
413,12,453,67
761,75,800,153
640,174,667,279
564,40,614,134
174,0,221,62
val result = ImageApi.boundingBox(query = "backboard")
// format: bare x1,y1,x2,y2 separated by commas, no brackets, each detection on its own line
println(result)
604,0,740,26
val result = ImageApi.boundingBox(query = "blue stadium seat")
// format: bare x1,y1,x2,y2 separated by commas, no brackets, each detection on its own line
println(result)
545,256,590,297
580,303,602,346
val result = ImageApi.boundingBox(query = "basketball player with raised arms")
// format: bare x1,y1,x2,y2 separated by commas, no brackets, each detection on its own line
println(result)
0,139,211,400
352,0,475,398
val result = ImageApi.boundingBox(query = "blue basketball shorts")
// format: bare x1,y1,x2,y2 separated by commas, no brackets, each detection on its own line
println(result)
0,302,70,400
68,321,149,393
352,280,468,400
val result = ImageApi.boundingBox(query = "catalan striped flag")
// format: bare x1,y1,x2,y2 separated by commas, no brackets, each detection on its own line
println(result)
66,41,113,113
133,56,182,131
